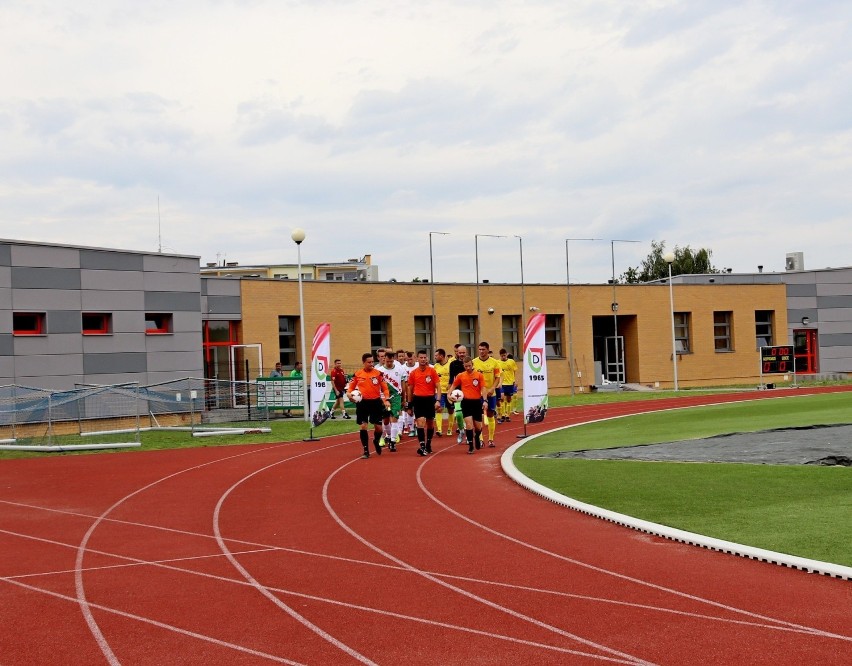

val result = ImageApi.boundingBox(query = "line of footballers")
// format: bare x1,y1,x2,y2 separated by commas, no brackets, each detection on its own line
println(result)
344,344,519,458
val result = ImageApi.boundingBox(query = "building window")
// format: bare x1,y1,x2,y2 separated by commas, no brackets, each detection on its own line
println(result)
145,313,173,335
755,310,774,349
204,320,238,344
414,316,433,355
370,316,390,353
82,313,111,335
278,316,298,367
502,315,520,358
13,312,45,335
458,316,476,348
714,311,733,351
544,315,564,358
674,312,691,353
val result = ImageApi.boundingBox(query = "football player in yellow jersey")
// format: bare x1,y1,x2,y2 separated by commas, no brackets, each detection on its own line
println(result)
498,348,518,422
433,348,452,436
472,341,501,447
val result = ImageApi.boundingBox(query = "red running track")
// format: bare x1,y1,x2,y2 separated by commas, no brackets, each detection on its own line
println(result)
0,388,850,665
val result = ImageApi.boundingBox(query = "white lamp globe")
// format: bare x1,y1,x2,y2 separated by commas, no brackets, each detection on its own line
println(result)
291,228,306,244
663,251,675,264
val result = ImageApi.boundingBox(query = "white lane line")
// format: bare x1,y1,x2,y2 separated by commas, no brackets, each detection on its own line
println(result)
321,458,657,666
211,444,379,666
6,504,846,641
417,437,850,641
69,438,348,666
2,576,305,665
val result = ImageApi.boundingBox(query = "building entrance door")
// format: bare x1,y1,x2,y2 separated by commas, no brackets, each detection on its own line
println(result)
793,329,818,374
604,335,625,384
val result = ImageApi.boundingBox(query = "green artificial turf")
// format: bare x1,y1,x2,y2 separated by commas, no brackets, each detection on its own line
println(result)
515,393,852,566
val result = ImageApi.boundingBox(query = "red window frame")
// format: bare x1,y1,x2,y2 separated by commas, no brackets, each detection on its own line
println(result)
145,313,173,335
13,312,46,336
82,313,111,335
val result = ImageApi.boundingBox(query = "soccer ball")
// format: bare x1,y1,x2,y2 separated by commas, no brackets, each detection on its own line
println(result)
349,389,362,403
450,389,464,402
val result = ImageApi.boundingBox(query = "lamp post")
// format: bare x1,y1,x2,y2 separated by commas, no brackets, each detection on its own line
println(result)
474,234,505,341
663,250,679,391
291,228,310,423
609,239,641,388
565,238,600,396
515,235,526,338
429,231,450,354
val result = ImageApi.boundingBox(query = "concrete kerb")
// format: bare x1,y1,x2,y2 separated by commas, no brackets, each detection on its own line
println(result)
501,416,852,581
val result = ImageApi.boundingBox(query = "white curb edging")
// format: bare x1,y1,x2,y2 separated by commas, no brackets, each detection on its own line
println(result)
501,425,852,581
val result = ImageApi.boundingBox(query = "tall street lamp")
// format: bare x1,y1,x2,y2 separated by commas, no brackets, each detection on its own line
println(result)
610,239,641,388
429,231,450,353
565,238,600,396
663,250,679,391
291,227,310,422
515,235,526,338
474,233,505,341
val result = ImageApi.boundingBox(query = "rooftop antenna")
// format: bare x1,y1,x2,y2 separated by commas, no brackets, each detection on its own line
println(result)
157,196,162,253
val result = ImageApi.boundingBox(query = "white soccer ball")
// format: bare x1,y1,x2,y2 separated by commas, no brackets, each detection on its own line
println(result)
349,389,363,403
450,389,464,402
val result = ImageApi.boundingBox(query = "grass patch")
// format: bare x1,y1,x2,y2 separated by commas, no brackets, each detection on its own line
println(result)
515,392,852,566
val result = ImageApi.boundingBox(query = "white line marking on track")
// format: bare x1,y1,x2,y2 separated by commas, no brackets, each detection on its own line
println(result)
322,458,658,666
418,408,850,642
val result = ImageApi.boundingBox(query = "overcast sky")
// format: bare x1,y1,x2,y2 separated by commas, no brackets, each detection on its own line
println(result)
2,1,851,284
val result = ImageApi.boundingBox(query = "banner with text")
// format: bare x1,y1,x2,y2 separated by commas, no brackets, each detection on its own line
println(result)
522,313,549,424
310,323,332,427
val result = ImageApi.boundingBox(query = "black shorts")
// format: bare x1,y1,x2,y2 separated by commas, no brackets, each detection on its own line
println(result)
356,398,384,425
411,395,437,420
461,398,484,422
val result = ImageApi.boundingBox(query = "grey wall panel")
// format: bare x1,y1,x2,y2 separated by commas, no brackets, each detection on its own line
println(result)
782,272,817,285
110,311,145,334
12,289,82,310
819,333,852,347
80,249,144,271
786,296,818,310
79,373,148,388
14,375,84,391
11,244,79,269
14,333,82,356
144,331,202,353
817,295,852,309
814,269,852,285
144,291,201,312
146,351,203,373
15,353,84,377
202,277,241,297
0,309,11,331
143,254,199,274
819,358,852,373
143,271,200,293
0,244,11,266
204,295,241,318
0,267,10,289
81,269,144,291
83,352,147,375
171,311,202,333
816,308,852,322
81,290,145,311
47,310,82,334
12,267,82,290
787,308,818,325
786,283,817,297
818,346,852,359
0,334,12,356
817,283,852,297
0,355,13,379
145,370,197,385
816,321,852,335
83,332,146,354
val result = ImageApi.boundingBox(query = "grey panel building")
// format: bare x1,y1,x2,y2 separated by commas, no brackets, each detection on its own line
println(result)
0,239,204,390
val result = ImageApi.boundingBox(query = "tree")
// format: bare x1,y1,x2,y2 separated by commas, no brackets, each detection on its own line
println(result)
620,240,719,283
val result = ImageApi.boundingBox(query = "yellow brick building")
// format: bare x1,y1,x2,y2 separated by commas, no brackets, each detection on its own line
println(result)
236,278,788,394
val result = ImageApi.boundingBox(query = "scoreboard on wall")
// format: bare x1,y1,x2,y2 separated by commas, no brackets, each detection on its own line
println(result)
760,346,794,374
